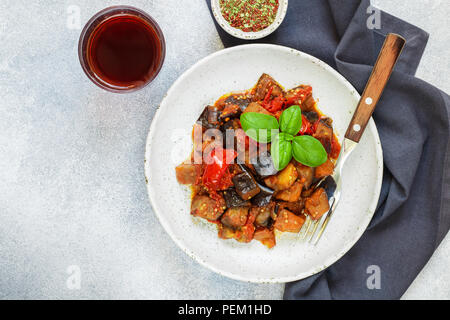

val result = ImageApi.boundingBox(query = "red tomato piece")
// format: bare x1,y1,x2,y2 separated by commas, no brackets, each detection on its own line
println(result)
202,148,237,192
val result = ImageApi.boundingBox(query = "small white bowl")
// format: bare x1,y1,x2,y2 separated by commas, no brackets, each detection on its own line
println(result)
211,0,288,40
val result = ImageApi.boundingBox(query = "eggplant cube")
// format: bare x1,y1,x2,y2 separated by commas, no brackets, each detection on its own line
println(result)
222,188,250,208
251,191,273,207
232,172,261,200
196,105,220,129
252,152,278,178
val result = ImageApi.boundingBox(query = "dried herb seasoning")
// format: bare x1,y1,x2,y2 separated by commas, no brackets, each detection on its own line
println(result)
220,0,279,32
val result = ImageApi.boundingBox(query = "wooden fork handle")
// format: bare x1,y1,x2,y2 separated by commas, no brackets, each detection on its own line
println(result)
345,33,406,142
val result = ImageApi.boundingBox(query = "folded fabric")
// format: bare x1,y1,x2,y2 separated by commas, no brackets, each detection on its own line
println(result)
207,0,450,299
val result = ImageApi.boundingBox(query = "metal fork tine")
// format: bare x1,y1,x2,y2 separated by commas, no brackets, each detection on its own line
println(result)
308,218,321,243
298,216,308,238
301,216,313,239
309,209,331,244
312,213,331,245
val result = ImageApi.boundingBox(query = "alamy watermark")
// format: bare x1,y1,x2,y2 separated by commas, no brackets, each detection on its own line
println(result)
366,265,381,290
66,265,81,290
66,5,81,30
366,6,381,30
173,126,274,166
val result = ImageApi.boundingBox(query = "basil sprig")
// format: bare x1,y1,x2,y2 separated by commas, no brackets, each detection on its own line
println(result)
240,105,328,170
240,112,279,143
292,135,328,167
279,105,302,135
271,132,293,170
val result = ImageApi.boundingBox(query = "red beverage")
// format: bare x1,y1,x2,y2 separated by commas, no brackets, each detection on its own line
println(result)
79,6,165,92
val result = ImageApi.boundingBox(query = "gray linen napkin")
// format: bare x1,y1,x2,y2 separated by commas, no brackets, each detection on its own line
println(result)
206,0,450,299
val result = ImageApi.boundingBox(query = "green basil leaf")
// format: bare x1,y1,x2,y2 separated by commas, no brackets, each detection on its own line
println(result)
292,135,328,167
271,132,293,171
284,133,294,141
279,105,302,136
240,112,279,143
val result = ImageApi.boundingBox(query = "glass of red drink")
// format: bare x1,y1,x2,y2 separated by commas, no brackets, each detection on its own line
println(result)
78,6,166,93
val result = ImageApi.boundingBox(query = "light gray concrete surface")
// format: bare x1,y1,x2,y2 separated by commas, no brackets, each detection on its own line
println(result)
0,0,448,299
372,0,450,300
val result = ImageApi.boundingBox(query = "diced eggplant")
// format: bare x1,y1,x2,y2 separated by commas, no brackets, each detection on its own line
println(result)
207,105,221,125
256,178,275,194
218,221,255,243
243,151,256,171
218,223,236,239
228,163,243,176
191,195,226,221
196,105,221,129
235,224,256,243
303,111,319,123
305,187,330,220
322,117,333,127
251,191,273,207
301,188,315,198
251,152,278,178
220,118,249,156
274,181,302,202
219,104,241,121
222,128,247,154
251,181,274,207
253,228,276,248
225,94,252,111
201,129,224,156
277,200,305,216
235,164,275,204
222,188,250,208
313,118,333,153
234,129,248,154
251,203,275,227
314,158,334,179
255,211,271,227
221,128,236,150
232,171,261,200
243,102,272,115
264,163,298,191
253,74,284,102
302,94,316,111
295,163,315,189
274,209,306,233
175,163,202,185
221,206,250,229
221,118,240,150
222,118,241,131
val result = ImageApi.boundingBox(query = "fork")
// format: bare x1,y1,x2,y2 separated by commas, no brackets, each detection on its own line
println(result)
303,33,406,245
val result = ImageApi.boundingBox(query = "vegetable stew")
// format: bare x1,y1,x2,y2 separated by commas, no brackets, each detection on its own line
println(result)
175,74,340,248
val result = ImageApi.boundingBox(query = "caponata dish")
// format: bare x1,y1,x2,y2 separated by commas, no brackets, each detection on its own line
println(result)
175,73,340,248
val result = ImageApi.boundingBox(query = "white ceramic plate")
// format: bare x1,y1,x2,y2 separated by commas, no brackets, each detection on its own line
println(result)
145,44,383,283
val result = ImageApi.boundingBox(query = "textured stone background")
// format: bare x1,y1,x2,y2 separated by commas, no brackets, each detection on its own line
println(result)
0,0,448,299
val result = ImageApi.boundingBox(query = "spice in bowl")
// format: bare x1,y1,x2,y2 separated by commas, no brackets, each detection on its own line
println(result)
219,0,279,32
